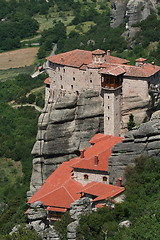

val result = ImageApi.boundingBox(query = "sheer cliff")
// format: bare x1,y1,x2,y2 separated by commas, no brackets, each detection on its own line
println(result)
27,90,104,198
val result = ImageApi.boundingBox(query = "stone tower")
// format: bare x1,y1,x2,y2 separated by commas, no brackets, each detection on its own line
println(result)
104,87,122,136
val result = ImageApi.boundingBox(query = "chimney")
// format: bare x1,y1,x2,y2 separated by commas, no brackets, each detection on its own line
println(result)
107,50,110,56
152,62,155,68
139,62,143,68
118,177,122,187
80,149,84,158
94,155,98,166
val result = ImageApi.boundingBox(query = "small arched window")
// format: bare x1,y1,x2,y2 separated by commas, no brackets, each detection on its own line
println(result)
84,174,89,180
103,176,107,182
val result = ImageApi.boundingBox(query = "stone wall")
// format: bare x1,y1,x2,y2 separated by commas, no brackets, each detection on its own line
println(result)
48,63,101,102
73,168,109,185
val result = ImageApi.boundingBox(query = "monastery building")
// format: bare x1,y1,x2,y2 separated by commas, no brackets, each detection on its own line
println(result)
45,49,160,136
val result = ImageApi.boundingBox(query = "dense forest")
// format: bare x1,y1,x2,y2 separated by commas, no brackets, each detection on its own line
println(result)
0,73,46,238
1,0,160,239
2,0,160,65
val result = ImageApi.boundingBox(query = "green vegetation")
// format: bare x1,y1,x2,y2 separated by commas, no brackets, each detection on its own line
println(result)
0,72,47,237
76,156,160,240
2,225,40,240
0,66,35,82
54,212,72,239
127,114,136,131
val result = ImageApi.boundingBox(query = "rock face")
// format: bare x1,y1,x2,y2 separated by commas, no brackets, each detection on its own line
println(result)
109,113,160,185
67,197,92,240
27,201,61,240
110,0,127,28
121,95,152,134
126,0,155,27
28,90,104,198
110,0,156,28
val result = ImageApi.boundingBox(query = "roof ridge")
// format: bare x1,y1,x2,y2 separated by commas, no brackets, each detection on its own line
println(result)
28,184,66,203
81,181,99,193
63,185,75,202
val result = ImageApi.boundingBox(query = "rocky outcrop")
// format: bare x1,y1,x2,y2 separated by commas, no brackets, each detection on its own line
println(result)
27,201,61,240
28,90,104,198
110,0,127,28
67,197,92,240
121,95,152,134
110,0,156,28
109,112,160,185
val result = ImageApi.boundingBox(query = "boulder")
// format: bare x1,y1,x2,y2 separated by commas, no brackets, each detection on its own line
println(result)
119,220,132,228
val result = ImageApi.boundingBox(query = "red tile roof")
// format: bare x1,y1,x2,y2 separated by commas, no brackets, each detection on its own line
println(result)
27,134,124,211
71,135,123,171
105,55,129,64
47,206,67,212
122,63,160,78
46,49,160,78
47,49,129,69
44,77,50,84
99,66,126,76
92,49,105,55
28,158,83,208
89,133,109,144
135,58,147,62
47,49,92,68
78,181,125,202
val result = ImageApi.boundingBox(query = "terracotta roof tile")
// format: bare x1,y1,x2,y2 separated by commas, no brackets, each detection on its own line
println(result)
47,206,67,212
92,49,105,55
135,58,147,62
47,49,92,68
78,181,125,201
27,158,83,208
71,135,123,171
46,49,160,77
99,66,126,76
44,77,50,84
27,134,124,211
105,55,129,64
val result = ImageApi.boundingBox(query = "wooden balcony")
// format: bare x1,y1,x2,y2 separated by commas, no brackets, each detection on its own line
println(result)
101,74,122,89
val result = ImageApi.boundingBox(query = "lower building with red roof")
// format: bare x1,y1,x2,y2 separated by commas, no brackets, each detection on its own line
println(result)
27,134,124,222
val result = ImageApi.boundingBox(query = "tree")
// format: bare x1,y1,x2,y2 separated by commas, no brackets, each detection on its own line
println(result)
127,114,135,131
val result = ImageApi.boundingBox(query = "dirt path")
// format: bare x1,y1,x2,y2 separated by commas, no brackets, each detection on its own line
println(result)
26,85,45,97
12,104,42,112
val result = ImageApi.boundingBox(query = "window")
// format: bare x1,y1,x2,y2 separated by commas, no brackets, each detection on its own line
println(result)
108,106,110,109
108,117,110,120
58,67,60,71
61,85,63,89
60,75,62,80
108,96,109,99
63,69,65,73
103,177,107,182
90,80,92,83
73,77,75,81
90,72,92,75
84,174,89,180
71,85,73,89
